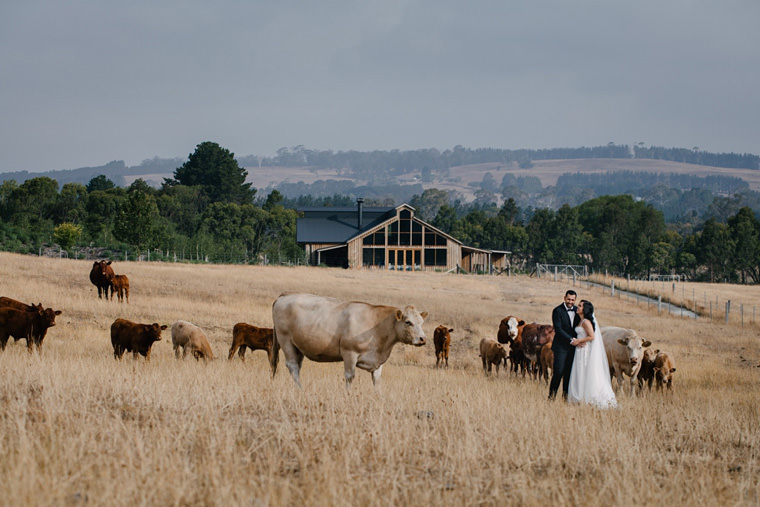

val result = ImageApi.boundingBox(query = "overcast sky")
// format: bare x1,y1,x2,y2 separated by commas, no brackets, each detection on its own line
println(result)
2,0,758,173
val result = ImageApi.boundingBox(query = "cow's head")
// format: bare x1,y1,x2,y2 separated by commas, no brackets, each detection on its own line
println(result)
395,306,427,346
144,323,168,342
501,316,525,341
93,260,114,278
495,342,508,360
642,348,657,365
538,325,555,345
617,332,652,365
654,365,676,388
434,326,453,341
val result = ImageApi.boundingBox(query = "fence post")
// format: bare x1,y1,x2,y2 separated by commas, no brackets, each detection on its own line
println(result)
725,300,731,323
658,295,662,314
741,304,744,328
554,266,557,282
611,280,615,297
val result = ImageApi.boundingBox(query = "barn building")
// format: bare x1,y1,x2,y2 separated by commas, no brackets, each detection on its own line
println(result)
297,199,510,273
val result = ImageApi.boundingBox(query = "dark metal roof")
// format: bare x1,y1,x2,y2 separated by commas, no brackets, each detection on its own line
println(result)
296,206,396,243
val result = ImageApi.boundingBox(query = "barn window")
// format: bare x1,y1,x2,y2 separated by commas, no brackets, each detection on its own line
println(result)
424,248,447,267
411,221,423,246
363,248,385,267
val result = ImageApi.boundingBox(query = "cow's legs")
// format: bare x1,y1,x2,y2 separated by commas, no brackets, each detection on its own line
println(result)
280,341,304,387
343,353,358,389
371,365,383,387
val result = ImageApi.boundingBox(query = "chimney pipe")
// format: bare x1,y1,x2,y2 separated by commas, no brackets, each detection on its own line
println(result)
357,198,364,229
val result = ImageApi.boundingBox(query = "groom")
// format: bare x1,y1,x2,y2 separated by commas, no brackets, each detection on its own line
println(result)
548,290,580,401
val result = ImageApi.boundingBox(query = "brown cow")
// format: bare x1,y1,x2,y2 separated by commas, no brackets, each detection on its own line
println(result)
433,325,453,368
0,305,61,352
637,348,657,393
653,351,677,392
520,323,555,380
110,318,166,360
0,296,43,312
90,260,115,300
497,315,527,375
228,322,274,364
171,320,214,360
112,275,130,303
539,338,554,385
479,338,508,376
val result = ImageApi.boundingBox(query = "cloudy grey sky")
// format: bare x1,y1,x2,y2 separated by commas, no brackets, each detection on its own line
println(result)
2,0,758,173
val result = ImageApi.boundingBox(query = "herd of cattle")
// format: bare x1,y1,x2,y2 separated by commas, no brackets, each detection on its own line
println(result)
0,260,677,395
476,315,678,394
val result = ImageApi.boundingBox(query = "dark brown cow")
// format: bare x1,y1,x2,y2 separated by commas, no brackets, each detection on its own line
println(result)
497,315,526,374
0,305,61,352
637,348,657,393
110,318,166,360
480,338,508,376
0,296,43,312
228,323,274,363
433,325,454,368
90,260,115,300
521,323,555,380
112,275,130,303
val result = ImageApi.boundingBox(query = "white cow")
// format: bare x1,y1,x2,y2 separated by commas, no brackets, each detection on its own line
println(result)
602,326,652,396
271,293,427,389
171,320,214,360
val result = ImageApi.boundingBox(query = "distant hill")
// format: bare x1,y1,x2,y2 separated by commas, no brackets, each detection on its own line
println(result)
3,148,759,204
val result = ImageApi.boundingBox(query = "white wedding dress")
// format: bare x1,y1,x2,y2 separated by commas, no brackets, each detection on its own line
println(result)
568,317,617,409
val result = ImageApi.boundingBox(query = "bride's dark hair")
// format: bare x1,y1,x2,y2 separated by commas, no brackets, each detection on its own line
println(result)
580,300,596,330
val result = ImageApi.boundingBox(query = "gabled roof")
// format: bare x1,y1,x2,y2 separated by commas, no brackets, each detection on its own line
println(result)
296,206,396,243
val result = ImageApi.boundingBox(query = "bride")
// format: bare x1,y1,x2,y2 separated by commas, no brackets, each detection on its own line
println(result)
567,300,617,408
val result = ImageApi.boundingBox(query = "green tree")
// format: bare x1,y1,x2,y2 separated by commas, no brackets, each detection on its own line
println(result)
113,179,164,252
727,207,760,283
53,222,82,251
697,218,734,282
170,141,255,205
53,183,88,223
86,175,115,192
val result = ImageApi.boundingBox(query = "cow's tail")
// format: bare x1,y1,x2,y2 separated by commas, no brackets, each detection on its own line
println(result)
269,327,280,379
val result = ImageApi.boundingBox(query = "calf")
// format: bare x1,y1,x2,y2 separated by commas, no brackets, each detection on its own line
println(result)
653,351,677,392
479,338,508,376
433,325,453,368
228,323,274,364
171,320,214,360
110,318,166,360
637,348,657,393
112,275,130,303
520,323,555,380
539,337,554,385
0,304,61,352
602,326,652,396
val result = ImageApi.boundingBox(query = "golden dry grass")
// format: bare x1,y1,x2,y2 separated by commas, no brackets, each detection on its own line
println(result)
0,252,758,506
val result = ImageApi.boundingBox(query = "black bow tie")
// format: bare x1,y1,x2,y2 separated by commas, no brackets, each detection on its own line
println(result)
566,306,576,312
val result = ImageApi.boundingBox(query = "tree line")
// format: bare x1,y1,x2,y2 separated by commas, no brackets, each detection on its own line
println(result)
1,142,758,283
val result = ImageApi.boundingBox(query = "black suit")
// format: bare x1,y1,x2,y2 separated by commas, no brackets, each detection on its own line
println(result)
549,303,580,400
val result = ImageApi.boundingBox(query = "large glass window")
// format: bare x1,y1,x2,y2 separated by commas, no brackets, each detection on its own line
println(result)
424,248,447,267
411,221,423,246
363,248,385,267
388,222,398,246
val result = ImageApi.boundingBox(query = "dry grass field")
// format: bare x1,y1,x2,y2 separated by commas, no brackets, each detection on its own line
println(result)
0,252,758,506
